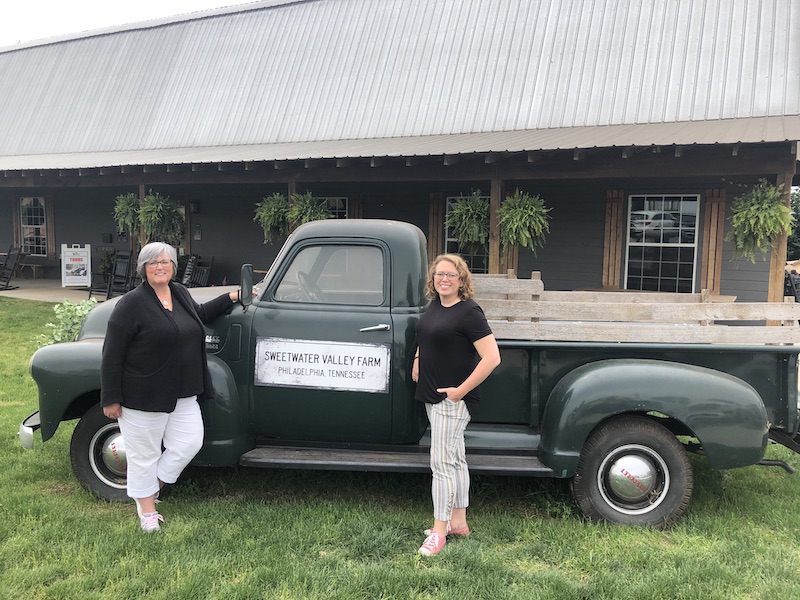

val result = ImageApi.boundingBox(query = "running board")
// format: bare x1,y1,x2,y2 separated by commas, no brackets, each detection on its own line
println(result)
240,446,554,477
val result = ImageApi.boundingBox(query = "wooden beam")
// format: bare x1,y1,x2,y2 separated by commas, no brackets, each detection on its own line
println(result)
485,153,500,164
768,170,796,303
573,149,586,161
674,146,684,158
488,174,503,274
700,188,726,294
405,157,420,167
602,189,624,289
443,154,460,166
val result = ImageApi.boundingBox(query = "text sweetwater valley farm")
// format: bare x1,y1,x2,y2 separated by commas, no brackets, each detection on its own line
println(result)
255,337,392,393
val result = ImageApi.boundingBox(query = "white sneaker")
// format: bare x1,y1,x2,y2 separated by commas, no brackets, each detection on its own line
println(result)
134,493,161,518
140,512,164,533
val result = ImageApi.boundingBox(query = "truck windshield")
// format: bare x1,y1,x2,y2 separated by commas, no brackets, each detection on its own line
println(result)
274,244,385,306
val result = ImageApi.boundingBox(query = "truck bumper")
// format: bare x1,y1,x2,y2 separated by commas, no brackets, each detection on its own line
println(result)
18,411,41,450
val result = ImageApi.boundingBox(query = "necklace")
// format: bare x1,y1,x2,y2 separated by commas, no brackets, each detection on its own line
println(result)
161,299,169,307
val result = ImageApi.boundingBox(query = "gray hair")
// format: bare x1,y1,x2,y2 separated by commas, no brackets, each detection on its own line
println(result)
137,242,178,279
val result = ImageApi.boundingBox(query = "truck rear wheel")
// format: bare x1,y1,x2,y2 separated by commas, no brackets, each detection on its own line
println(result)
70,403,128,502
571,416,692,528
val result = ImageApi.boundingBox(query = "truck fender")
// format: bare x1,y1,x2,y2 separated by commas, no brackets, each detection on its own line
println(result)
194,355,254,467
29,339,103,442
538,358,768,477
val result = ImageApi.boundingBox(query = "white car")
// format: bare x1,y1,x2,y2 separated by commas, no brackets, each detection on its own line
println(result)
630,210,680,242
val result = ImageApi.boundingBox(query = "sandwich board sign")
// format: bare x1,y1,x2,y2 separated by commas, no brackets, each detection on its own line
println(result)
61,244,91,287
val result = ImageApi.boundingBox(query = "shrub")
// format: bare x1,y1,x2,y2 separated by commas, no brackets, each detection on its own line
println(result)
35,298,97,347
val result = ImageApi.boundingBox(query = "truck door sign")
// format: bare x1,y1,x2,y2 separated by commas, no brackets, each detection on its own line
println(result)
255,337,391,393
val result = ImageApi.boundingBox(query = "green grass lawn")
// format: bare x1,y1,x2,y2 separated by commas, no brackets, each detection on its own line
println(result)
2,295,800,599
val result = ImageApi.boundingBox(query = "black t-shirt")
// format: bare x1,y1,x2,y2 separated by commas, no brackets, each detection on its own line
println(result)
414,297,493,416
168,299,206,399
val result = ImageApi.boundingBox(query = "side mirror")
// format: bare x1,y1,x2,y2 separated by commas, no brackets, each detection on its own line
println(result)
240,264,253,308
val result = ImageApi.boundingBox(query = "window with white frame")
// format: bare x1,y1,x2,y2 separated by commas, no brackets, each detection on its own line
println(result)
625,194,699,293
315,197,348,219
19,197,48,256
445,195,489,274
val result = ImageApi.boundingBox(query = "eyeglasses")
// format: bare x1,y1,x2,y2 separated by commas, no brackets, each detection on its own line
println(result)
434,271,459,280
146,260,172,268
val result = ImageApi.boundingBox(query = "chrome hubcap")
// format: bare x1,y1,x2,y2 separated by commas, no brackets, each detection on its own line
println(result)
607,454,656,501
597,444,669,515
89,424,127,489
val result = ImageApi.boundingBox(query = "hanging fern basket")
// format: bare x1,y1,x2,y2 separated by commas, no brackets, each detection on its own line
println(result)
497,189,551,255
726,180,793,263
254,193,289,243
139,190,185,246
444,191,490,254
287,192,333,229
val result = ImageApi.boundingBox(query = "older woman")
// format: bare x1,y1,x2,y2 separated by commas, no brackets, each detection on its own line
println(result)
412,254,501,556
100,242,239,532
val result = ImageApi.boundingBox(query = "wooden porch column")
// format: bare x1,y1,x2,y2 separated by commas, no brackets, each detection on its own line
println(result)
700,188,726,294
489,175,503,274
427,192,444,261
768,170,796,302
349,193,364,219
602,190,624,288
136,183,146,252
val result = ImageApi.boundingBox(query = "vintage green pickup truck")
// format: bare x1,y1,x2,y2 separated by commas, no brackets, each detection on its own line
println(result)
19,219,800,528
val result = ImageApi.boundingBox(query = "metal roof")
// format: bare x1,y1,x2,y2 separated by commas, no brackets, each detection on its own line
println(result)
1,116,798,171
0,0,798,171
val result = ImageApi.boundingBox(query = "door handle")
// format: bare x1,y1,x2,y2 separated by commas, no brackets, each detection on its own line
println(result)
359,324,390,332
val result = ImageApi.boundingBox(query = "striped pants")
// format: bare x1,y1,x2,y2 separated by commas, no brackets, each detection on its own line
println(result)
425,399,471,522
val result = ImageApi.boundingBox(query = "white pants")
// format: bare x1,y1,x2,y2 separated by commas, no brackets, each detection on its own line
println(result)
426,399,471,522
117,396,204,499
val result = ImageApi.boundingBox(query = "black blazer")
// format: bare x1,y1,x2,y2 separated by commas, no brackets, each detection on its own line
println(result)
100,280,234,412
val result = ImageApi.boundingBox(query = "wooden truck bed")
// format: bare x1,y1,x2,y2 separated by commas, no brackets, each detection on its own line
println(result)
474,273,800,345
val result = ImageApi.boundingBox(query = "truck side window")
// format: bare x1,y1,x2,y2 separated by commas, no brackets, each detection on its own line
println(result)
274,245,384,306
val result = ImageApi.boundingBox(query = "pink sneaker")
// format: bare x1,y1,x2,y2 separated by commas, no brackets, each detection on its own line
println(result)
418,532,446,556
424,523,471,537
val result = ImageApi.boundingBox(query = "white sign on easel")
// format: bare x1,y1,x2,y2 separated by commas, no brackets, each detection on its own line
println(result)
61,244,91,287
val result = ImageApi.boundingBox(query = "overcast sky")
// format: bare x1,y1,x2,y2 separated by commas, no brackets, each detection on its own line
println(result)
0,0,255,48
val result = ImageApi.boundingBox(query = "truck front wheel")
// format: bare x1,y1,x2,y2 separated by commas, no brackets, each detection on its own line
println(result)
70,404,128,502
571,416,693,528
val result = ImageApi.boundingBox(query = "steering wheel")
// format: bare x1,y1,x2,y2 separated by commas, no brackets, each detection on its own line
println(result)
297,271,324,302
